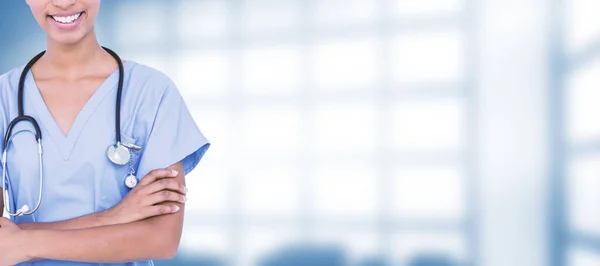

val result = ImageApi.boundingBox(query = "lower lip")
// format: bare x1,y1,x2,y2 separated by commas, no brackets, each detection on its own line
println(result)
49,12,85,31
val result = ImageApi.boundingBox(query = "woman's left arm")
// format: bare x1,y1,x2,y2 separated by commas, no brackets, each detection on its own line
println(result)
1,161,187,264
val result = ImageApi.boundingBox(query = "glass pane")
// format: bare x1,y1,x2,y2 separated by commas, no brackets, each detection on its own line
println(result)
185,154,230,215
174,50,232,98
176,0,230,40
566,0,600,53
393,0,462,17
241,0,301,34
314,37,379,90
392,98,464,152
240,104,301,156
240,227,301,266
315,0,379,27
568,154,600,235
567,59,600,143
116,2,164,46
241,45,302,94
568,246,600,266
239,162,301,216
393,164,465,220
313,101,377,155
314,161,378,218
314,228,380,264
392,232,466,265
179,225,230,257
391,30,464,84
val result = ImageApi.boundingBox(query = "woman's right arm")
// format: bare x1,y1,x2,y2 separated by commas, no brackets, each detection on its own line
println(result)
12,168,186,231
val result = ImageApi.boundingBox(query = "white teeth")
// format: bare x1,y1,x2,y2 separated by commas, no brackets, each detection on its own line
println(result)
52,12,81,24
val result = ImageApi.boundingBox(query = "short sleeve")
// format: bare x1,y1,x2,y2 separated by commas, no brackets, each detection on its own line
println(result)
135,83,210,178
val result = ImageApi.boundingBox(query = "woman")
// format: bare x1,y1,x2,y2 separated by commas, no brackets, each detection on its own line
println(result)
0,0,210,265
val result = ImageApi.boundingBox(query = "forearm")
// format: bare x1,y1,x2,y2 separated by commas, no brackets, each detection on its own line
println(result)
23,210,182,263
19,211,127,263
18,211,112,230
17,163,187,263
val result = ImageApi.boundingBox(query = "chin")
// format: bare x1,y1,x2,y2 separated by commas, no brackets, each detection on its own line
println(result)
47,30,90,45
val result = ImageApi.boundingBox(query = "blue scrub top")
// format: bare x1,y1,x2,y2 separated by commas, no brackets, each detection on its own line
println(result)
0,61,210,266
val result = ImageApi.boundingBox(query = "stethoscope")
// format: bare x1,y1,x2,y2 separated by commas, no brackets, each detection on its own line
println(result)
2,47,141,217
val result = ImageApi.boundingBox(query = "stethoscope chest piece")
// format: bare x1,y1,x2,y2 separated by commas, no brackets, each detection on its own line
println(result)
107,143,130,166
125,174,138,189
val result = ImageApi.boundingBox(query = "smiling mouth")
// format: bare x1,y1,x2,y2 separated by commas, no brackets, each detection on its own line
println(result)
49,12,84,24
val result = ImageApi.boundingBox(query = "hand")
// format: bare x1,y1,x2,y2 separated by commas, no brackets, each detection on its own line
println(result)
0,218,30,266
102,168,187,225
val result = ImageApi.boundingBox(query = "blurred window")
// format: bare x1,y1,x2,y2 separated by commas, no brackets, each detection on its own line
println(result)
561,0,600,265
111,0,473,265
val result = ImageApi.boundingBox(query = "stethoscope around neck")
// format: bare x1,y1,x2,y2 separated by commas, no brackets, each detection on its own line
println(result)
2,47,139,217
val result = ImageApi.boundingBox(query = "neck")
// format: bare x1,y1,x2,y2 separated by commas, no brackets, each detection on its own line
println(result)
42,29,105,72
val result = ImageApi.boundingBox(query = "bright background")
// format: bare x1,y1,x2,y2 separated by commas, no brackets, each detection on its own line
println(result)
1,0,599,266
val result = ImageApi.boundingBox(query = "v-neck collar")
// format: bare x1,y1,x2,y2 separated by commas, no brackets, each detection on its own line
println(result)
24,61,132,161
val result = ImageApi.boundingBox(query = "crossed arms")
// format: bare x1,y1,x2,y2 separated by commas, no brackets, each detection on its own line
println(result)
0,162,188,265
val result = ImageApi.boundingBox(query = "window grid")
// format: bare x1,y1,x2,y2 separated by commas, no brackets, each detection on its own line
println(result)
110,0,475,265
462,0,479,263
556,0,600,265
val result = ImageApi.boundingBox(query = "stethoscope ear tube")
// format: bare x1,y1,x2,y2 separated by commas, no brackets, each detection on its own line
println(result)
4,116,42,149
101,47,124,145
18,51,45,117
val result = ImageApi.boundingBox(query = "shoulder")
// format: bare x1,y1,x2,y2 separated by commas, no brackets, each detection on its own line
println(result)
0,66,26,109
125,61,180,98
123,61,186,121
0,66,25,93
0,67,24,129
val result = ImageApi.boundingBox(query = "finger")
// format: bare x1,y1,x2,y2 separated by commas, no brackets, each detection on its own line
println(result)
144,204,180,218
137,168,179,187
141,178,187,196
144,190,187,206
